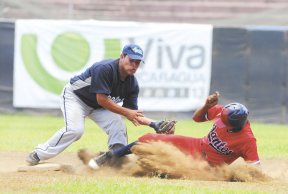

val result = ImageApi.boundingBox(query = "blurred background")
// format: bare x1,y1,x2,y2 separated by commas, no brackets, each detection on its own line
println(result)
1,0,288,25
0,0,288,124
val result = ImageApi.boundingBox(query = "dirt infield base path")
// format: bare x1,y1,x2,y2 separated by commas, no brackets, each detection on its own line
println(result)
0,151,84,173
1,151,288,193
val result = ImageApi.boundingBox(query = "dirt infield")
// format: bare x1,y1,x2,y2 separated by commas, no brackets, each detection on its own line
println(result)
1,144,288,193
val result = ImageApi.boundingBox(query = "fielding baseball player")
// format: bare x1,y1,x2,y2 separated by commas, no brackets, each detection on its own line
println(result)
26,44,166,166
85,91,260,169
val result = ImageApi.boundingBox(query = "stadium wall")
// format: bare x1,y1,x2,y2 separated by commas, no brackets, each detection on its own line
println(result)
0,21,287,124
0,21,14,112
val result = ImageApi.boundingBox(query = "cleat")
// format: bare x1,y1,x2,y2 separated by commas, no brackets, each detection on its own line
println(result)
88,151,112,170
26,151,40,166
88,159,100,170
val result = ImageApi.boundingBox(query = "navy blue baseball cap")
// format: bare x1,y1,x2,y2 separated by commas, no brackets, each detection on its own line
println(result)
122,44,144,62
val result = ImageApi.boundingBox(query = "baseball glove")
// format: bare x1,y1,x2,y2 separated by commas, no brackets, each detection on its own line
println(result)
149,120,177,134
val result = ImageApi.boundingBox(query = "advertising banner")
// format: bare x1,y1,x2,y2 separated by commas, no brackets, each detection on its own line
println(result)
14,20,212,111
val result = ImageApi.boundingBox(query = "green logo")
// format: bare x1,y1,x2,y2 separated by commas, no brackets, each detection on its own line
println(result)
21,32,121,95
51,32,90,72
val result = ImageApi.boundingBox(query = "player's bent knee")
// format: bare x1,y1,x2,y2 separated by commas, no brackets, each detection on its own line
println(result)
69,128,84,140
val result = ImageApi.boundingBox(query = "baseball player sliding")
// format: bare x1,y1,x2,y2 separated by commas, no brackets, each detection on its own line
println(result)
83,91,260,169
26,44,169,166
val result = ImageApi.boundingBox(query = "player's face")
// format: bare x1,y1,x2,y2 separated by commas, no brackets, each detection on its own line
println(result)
120,54,141,76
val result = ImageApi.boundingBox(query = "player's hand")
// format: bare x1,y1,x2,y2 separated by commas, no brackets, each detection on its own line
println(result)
204,91,220,108
125,109,144,126
149,120,176,134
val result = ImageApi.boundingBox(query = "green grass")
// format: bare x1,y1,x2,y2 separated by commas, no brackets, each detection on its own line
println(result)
0,114,287,159
36,177,271,194
0,114,288,194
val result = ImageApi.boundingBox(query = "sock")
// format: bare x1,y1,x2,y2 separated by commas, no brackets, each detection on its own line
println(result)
111,141,138,157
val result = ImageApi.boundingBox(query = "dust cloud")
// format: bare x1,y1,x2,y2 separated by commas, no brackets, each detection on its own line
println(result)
119,142,270,182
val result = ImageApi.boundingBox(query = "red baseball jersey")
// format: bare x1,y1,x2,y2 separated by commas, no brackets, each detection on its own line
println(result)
203,105,259,166
139,105,260,166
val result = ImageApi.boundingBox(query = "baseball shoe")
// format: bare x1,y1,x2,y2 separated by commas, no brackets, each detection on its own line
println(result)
88,151,112,170
26,151,40,166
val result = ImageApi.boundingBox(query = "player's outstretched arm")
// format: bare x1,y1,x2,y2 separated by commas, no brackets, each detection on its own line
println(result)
96,93,176,133
136,117,176,134
192,91,220,122
96,93,144,126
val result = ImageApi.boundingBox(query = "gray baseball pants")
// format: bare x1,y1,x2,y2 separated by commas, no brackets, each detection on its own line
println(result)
35,84,127,160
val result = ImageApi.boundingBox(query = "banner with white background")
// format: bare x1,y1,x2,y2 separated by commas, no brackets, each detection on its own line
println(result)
14,20,212,111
